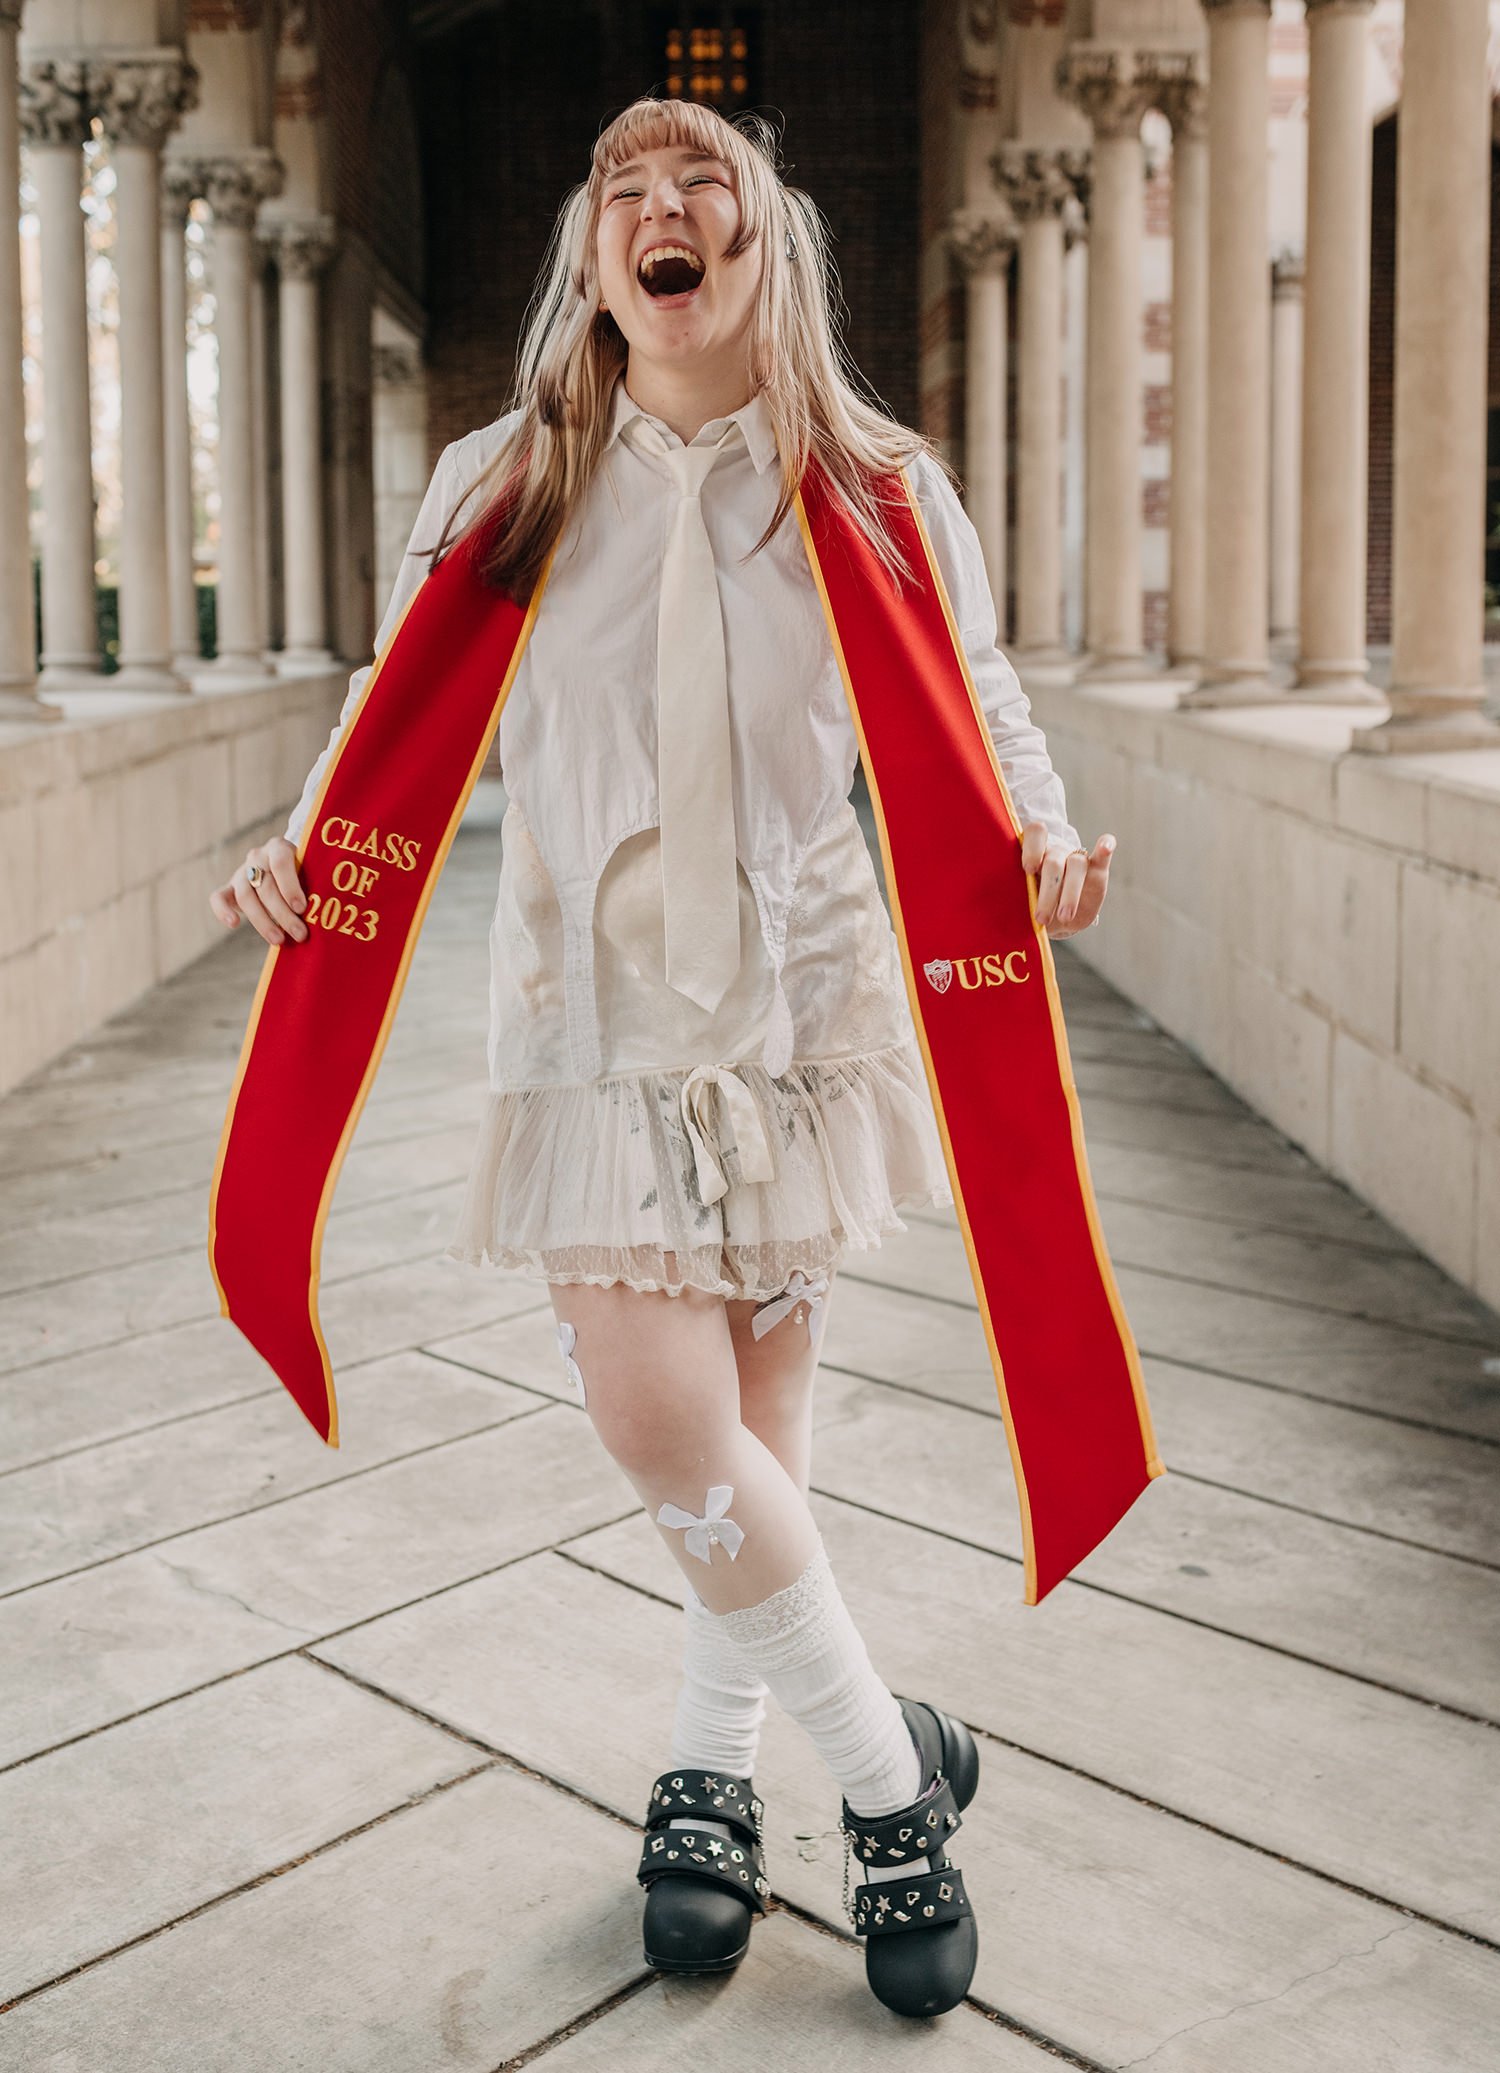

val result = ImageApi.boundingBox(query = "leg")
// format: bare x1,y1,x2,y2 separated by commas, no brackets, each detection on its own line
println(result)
550,1265,919,1813
660,1268,834,1773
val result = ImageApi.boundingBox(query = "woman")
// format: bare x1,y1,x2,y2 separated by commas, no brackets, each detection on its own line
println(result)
209,94,1113,2017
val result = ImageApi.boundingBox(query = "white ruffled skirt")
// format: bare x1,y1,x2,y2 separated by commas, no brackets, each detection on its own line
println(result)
445,793,954,1299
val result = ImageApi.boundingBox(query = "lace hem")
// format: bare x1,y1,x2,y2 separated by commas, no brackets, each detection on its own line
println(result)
445,1037,954,1301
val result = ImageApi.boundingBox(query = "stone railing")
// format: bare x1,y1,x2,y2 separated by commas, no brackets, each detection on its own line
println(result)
0,671,346,1095
1030,675,1500,1310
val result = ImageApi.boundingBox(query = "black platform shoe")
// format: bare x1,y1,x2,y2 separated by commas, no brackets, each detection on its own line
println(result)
838,1695,981,2017
636,1766,772,1973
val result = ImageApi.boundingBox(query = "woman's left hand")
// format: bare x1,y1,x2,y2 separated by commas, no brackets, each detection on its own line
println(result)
1021,824,1116,938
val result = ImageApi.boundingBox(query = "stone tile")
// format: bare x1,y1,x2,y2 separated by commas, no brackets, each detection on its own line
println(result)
0,1766,653,2071
1,1317,287,1472
1083,1135,1413,1251
1078,1091,1327,1176
1331,1028,1479,1292
0,1653,475,2002
1398,860,1500,1129
0,1246,221,1374
1073,1055,1249,1117
1098,1198,1500,1342
424,1302,593,1408
533,1910,1045,2067
1142,1357,1500,1567
0,1543,308,1768
0,1351,537,1594
129,1406,632,1635
806,1366,1500,1717
1225,954,1335,1166
519,1530,1500,2070
316,1255,543,1369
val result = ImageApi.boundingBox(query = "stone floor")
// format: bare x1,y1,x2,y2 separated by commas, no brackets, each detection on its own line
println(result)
2,795,1499,2070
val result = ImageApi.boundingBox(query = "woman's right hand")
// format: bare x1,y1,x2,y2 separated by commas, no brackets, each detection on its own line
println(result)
208,837,309,947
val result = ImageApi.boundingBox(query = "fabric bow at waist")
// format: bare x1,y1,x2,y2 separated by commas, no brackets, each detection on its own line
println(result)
679,1062,775,1206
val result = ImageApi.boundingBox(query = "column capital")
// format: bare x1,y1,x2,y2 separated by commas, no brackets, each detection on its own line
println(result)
186,149,285,228
160,157,198,227
990,144,1089,225
1304,0,1376,15
18,55,89,147
1200,1,1273,15
1141,55,1208,139
946,205,1017,279
262,213,337,278
90,50,199,150
0,2,25,27
1055,47,1155,140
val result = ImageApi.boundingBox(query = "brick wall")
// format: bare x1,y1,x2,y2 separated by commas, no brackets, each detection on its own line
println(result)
413,0,924,460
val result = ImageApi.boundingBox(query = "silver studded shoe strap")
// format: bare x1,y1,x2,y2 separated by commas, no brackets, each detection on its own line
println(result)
841,1775,962,1869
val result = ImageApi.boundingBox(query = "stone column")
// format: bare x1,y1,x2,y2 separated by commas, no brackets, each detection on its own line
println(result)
1269,252,1303,647
1355,0,1499,751
20,56,101,688
1180,0,1275,707
1293,0,1384,703
1156,69,1209,675
160,161,199,673
94,53,198,692
994,147,1085,665
0,2,56,719
270,217,335,667
947,208,1017,627
1058,50,1153,676
199,153,280,681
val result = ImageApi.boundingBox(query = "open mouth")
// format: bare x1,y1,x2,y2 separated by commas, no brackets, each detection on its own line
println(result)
637,245,707,304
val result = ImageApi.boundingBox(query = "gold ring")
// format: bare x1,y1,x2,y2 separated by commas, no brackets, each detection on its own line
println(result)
1066,847,1088,863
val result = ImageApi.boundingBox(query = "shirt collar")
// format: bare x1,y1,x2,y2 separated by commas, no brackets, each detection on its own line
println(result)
605,372,779,476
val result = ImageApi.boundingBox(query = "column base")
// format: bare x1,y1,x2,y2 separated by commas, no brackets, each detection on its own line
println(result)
1349,706,1500,755
37,661,110,693
0,685,63,723
1291,665,1387,705
195,652,278,690
1076,649,1150,683
1176,669,1278,710
111,661,192,695
1161,657,1203,682
275,647,337,675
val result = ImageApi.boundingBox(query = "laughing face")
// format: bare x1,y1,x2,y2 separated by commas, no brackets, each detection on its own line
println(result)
595,142,762,375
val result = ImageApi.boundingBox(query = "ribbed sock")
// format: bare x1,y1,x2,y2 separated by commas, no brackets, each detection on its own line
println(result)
665,1581,770,1853
708,1535,923,1817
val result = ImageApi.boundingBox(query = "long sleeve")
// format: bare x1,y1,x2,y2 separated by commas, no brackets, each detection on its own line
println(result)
282,440,463,848
906,453,1082,855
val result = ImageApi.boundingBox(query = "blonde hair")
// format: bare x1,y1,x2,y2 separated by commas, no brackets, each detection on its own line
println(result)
431,94,954,601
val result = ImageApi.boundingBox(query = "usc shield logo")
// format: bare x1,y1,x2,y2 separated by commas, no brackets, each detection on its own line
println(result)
924,949,1031,992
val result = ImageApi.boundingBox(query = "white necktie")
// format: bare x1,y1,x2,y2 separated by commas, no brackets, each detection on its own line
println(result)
619,411,743,1013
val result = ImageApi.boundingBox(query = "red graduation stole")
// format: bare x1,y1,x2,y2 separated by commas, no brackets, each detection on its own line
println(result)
209,458,1162,1603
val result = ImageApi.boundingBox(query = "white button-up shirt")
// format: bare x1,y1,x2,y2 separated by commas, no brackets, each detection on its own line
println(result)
285,373,1082,1085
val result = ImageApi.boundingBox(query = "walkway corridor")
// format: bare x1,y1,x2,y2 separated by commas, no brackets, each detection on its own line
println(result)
1,812,1498,2069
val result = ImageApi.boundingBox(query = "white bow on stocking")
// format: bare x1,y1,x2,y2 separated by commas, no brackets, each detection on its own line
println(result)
750,1270,829,1341
657,1483,745,1564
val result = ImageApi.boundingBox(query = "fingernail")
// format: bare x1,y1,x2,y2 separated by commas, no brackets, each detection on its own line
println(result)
1103,836,1117,853
292,925,307,942
293,897,306,913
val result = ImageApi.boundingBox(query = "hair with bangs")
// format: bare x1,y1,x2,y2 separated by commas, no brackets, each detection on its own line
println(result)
430,94,952,601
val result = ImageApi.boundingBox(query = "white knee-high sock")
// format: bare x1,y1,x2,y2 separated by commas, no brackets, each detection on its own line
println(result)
670,1584,769,1776
707,1534,923,1818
